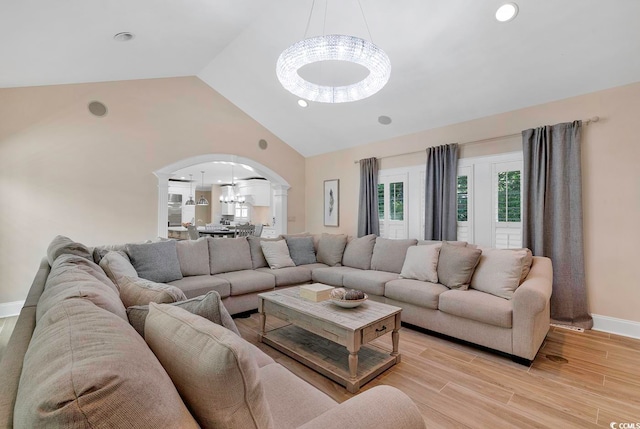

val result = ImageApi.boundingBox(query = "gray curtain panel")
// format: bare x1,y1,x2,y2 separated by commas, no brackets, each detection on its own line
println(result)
357,157,380,237
522,121,593,329
424,143,458,240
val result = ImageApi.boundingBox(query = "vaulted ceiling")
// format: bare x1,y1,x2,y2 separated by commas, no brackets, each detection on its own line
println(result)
2,0,640,156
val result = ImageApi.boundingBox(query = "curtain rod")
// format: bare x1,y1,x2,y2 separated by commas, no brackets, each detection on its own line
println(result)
353,116,600,164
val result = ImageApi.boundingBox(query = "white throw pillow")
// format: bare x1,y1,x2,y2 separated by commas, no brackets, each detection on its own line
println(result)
260,239,296,269
399,243,441,283
470,248,533,299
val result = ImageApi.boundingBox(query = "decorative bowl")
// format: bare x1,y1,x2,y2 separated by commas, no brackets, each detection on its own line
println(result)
330,294,368,308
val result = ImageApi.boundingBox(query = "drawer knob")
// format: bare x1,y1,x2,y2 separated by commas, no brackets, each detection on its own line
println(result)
375,325,387,333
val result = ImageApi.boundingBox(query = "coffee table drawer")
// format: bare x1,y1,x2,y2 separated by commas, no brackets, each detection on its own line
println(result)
362,315,396,343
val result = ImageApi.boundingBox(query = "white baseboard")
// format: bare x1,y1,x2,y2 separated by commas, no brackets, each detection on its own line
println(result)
0,301,24,318
592,314,640,340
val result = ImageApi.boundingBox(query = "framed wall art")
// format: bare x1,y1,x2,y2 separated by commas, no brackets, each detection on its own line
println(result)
323,179,339,227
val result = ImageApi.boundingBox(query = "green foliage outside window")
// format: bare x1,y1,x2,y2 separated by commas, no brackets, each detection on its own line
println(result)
378,184,384,220
457,176,468,222
389,182,403,221
497,170,521,222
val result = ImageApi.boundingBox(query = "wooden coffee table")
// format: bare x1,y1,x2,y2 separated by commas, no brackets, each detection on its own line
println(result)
258,286,402,393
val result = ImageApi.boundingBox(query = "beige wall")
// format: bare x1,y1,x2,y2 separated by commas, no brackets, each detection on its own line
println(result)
306,82,640,323
0,77,306,303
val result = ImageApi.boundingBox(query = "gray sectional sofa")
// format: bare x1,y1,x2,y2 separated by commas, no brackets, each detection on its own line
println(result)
0,236,425,429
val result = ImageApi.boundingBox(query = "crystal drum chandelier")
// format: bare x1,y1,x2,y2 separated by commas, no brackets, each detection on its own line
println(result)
276,1,390,103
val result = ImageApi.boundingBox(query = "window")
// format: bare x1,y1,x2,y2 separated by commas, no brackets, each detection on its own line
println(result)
457,153,522,248
457,175,468,222
378,173,408,239
497,170,521,222
234,204,249,220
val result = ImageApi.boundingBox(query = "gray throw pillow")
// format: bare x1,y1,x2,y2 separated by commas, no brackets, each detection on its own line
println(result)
126,240,183,283
437,241,482,290
316,233,347,266
370,238,418,273
285,236,317,265
46,235,92,266
126,291,240,338
342,234,376,270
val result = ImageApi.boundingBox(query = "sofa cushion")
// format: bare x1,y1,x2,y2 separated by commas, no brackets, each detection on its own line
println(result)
247,236,282,269
342,234,376,270
144,303,274,429
46,253,118,294
370,238,418,274
470,248,533,299
208,237,253,274
261,239,296,269
316,233,348,266
92,240,152,264
399,243,441,283
127,291,240,338
311,266,361,287
214,270,276,296
37,275,128,323
99,250,138,290
260,363,337,428
286,236,317,265
46,235,93,266
14,298,199,429
168,275,231,299
417,240,467,247
438,289,513,328
342,270,399,296
256,266,313,287
119,276,187,308
384,279,449,310
126,240,183,283
437,242,482,290
176,237,210,276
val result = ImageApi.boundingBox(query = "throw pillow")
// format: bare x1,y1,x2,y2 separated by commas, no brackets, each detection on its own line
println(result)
470,248,533,299
437,241,482,290
399,243,442,283
99,251,138,290
247,236,282,269
144,303,274,429
175,237,210,276
370,238,418,273
119,276,187,308
342,234,377,270
208,237,252,274
126,240,183,283
126,291,240,337
260,240,296,269
316,233,347,266
46,235,92,266
285,236,317,265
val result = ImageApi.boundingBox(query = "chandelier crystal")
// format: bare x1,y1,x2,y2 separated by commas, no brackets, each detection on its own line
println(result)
219,164,246,204
277,34,390,103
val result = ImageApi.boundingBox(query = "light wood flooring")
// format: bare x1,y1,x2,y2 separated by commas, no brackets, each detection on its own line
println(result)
235,313,640,428
1,314,639,427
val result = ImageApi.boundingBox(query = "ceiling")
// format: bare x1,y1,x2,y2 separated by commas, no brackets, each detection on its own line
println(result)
2,1,640,157
171,162,264,189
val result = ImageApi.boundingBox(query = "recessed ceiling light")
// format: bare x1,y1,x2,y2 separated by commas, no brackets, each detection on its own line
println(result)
113,32,135,42
217,180,222,183
297,99,309,108
378,115,392,125
495,3,518,22
180,176,185,180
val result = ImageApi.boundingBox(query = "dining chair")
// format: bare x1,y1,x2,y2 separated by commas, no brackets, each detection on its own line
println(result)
186,225,200,240
234,224,255,238
253,223,263,237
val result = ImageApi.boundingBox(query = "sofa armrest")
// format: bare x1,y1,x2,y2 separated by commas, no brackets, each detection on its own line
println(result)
297,386,425,429
512,256,553,360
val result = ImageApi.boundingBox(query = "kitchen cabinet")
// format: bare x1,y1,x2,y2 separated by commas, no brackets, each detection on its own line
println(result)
237,180,271,207
261,226,277,238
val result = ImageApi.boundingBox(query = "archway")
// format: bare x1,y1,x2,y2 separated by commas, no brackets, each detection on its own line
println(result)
154,154,290,238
